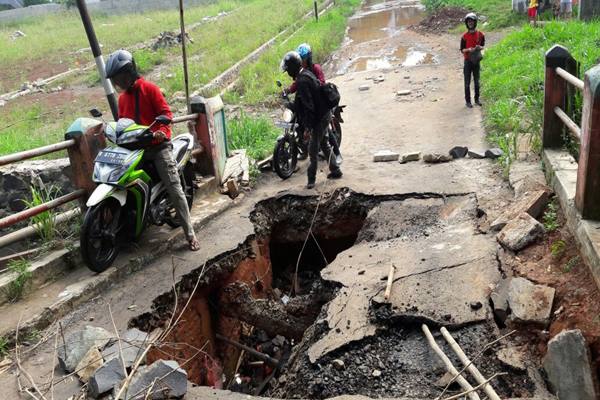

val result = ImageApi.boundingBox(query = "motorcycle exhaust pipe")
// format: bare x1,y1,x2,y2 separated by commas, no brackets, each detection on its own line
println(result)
76,0,119,121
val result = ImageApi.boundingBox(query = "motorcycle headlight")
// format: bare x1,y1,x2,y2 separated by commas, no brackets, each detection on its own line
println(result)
283,109,294,123
93,161,132,184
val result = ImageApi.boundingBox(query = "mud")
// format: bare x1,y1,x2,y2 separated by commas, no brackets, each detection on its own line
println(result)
411,7,468,34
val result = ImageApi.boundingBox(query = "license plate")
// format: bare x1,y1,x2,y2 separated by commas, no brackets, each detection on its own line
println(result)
96,151,127,165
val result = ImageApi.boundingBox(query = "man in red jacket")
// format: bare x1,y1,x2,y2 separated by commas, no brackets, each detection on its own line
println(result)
460,13,485,108
105,50,199,251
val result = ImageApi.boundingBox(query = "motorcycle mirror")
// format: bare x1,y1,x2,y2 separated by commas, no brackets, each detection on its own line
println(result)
155,115,172,125
276,81,282,88
90,108,103,118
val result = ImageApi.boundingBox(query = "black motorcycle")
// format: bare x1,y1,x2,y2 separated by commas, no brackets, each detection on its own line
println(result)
272,81,344,180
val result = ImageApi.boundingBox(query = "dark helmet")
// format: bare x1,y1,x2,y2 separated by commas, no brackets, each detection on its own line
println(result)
105,49,137,79
280,51,302,78
464,12,478,30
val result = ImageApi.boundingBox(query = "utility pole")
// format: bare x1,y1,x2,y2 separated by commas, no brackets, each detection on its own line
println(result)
75,0,119,120
179,0,191,113
314,0,319,21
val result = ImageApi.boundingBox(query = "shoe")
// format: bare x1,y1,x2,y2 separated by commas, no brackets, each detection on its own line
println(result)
475,100,483,106
306,182,315,189
336,154,343,165
327,170,343,179
466,102,473,108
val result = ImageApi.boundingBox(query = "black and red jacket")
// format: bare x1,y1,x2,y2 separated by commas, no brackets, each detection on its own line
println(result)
460,30,485,61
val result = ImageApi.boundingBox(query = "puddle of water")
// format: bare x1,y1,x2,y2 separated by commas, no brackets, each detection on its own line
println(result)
347,1,424,44
401,48,435,67
348,47,435,72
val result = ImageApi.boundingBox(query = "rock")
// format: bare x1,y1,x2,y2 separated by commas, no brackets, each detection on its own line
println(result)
359,84,370,91
102,328,149,368
332,359,345,370
58,326,112,373
543,329,598,400
507,277,555,326
126,360,188,399
225,179,240,199
372,369,382,377
373,150,399,162
76,347,103,383
509,162,548,198
468,149,486,159
396,89,412,96
374,75,385,83
400,151,421,163
497,345,527,372
485,148,504,159
490,278,511,324
497,213,545,252
490,190,550,231
449,146,468,159
434,371,457,388
423,153,453,163
404,75,410,79
89,357,126,399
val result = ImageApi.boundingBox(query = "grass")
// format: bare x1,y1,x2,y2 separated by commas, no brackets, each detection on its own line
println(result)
227,113,280,160
543,200,560,232
481,21,600,166
226,0,361,105
563,255,580,273
422,0,525,29
23,185,59,244
550,239,566,258
4,259,32,303
0,337,7,357
0,0,243,92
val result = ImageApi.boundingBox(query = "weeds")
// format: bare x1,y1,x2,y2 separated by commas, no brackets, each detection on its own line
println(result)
543,200,560,232
23,185,59,244
563,255,580,273
227,113,280,161
5,259,32,303
550,239,566,258
0,337,7,357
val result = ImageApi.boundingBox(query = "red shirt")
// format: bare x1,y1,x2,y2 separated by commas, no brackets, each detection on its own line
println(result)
460,31,485,60
118,77,173,144
289,63,326,93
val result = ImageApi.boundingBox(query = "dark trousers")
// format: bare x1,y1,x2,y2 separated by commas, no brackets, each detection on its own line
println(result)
328,130,341,156
308,112,340,184
464,60,481,103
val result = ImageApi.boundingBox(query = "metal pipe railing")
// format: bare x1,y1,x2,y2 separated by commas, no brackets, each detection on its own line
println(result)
0,140,75,167
172,113,199,124
556,67,584,91
554,106,582,140
0,189,85,230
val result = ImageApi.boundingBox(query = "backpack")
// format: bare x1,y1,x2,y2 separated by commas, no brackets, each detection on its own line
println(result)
320,82,341,110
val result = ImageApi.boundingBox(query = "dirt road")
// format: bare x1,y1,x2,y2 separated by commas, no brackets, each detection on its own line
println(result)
0,1,558,399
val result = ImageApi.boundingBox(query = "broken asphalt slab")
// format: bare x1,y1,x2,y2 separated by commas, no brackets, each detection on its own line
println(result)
490,190,550,231
497,213,545,252
58,325,112,373
507,277,555,326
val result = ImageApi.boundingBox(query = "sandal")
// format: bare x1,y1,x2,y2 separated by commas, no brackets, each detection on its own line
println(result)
188,237,200,252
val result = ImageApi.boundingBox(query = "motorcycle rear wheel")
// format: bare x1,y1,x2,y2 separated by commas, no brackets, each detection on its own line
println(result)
273,135,298,180
80,198,121,273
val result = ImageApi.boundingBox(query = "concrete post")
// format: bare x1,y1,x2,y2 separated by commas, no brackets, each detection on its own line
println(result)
579,0,600,20
512,0,527,13
65,119,106,203
190,97,216,178
543,45,578,149
576,65,600,219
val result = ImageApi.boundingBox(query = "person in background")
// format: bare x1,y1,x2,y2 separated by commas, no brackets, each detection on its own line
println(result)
105,49,200,252
528,0,539,25
460,13,485,108
560,0,573,19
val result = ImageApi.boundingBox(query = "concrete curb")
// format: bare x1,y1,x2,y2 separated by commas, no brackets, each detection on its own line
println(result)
543,149,600,290
0,190,237,343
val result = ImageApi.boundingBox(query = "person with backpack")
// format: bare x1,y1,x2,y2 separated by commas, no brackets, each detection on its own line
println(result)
460,13,485,108
286,43,342,165
280,51,342,189
105,49,200,252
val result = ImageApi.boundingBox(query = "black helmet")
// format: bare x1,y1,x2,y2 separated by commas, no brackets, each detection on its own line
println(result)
464,13,478,30
105,50,137,79
280,51,302,78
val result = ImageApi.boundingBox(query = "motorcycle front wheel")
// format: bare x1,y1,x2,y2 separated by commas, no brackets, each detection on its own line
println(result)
273,135,297,180
80,198,122,273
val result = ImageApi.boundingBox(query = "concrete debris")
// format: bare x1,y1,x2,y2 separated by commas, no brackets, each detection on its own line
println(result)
543,329,598,400
485,148,504,159
497,213,545,252
490,278,511,324
497,345,527,372
359,84,370,91
374,75,385,83
490,190,550,231
400,151,421,163
434,371,457,388
332,359,345,370
423,153,453,163
89,358,126,399
151,31,193,51
449,146,468,159
225,179,240,199
372,369,382,377
10,30,26,40
396,89,412,96
58,326,112,373
373,150,399,162
222,149,250,189
509,162,548,198
468,149,486,159
126,359,188,399
507,277,555,326
76,347,104,383
102,328,148,368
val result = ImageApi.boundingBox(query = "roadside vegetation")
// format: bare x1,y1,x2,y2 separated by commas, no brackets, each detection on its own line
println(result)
423,0,524,29
4,259,32,303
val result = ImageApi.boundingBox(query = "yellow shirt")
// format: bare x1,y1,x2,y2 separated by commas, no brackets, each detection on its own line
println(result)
530,0,538,7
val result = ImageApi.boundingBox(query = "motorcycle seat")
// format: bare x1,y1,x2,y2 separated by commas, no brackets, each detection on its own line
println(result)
172,135,191,164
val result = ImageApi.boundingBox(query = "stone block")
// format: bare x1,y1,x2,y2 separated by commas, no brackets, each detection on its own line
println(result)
507,277,555,326
373,150,399,162
58,326,112,373
497,213,545,252
490,190,550,231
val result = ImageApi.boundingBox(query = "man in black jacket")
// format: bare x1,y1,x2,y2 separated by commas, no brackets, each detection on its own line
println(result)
281,51,342,189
